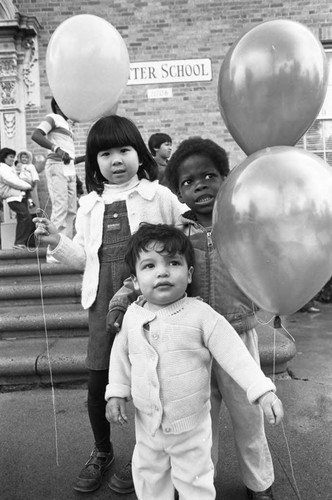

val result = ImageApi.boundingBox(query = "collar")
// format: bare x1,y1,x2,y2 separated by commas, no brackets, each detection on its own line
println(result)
78,178,160,213
132,294,189,321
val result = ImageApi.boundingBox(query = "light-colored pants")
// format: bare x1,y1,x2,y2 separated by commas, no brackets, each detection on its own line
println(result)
45,160,77,238
211,328,274,492
132,410,216,500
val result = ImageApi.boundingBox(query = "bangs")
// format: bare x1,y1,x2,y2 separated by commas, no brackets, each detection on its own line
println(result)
90,116,140,152
148,238,185,258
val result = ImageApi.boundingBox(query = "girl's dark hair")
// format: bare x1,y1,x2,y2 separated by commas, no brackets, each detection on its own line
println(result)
125,223,195,275
85,115,158,194
165,137,230,193
0,147,16,163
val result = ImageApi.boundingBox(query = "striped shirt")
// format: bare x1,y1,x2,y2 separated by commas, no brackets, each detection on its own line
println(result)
37,113,75,161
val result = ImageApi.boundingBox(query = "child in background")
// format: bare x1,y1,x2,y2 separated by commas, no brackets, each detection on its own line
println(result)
108,137,278,500
166,137,277,500
16,150,40,210
33,115,186,495
148,132,172,186
105,223,283,500
0,147,34,249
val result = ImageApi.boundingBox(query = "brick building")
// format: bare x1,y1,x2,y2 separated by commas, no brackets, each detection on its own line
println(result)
1,0,332,208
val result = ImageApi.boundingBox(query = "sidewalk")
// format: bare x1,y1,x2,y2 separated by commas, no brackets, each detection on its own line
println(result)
0,304,331,500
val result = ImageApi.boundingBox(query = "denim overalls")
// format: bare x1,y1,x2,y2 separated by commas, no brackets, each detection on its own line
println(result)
87,201,131,370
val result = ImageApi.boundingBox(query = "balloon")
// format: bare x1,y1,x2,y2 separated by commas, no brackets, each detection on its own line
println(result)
212,147,332,315
218,20,328,155
46,15,130,122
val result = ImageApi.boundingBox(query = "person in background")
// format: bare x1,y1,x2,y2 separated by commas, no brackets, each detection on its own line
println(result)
105,223,284,500
33,114,186,496
31,98,77,258
0,147,34,249
15,150,40,211
148,132,172,186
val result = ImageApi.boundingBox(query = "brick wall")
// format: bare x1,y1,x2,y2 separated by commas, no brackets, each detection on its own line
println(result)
12,0,332,205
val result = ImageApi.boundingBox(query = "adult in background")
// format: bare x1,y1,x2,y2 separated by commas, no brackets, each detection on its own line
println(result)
31,98,77,253
148,132,172,185
0,147,34,249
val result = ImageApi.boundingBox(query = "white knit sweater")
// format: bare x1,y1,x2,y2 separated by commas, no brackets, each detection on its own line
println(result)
105,296,276,436
49,178,186,309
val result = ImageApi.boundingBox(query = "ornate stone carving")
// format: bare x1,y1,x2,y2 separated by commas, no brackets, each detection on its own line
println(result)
3,112,16,139
0,80,16,106
0,58,17,78
22,37,38,106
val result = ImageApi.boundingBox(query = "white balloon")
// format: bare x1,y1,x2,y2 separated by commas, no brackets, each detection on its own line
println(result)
46,15,130,122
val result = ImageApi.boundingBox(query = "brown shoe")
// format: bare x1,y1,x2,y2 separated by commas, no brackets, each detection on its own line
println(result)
247,486,274,499
108,461,134,494
73,447,114,493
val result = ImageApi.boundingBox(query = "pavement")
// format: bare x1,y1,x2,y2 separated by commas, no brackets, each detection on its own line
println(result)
0,304,331,500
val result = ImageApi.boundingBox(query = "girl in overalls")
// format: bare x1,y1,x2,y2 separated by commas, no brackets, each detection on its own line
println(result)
34,115,186,495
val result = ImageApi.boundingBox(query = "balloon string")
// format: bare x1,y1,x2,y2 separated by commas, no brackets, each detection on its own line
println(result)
267,434,303,500
26,201,60,465
272,327,276,385
280,323,295,343
35,235,60,466
252,304,301,498
272,321,301,499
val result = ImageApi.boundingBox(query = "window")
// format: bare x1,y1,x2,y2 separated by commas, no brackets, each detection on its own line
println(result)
298,47,332,165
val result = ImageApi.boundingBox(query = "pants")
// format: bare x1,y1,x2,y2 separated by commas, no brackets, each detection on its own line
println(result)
87,369,111,452
45,160,76,238
132,411,215,500
210,329,274,492
8,199,34,246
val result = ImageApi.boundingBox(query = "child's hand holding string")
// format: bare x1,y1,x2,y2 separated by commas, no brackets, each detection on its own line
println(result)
33,214,61,248
258,391,284,425
106,397,128,426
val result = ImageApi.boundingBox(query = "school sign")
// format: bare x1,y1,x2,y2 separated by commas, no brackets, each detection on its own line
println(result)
128,58,212,85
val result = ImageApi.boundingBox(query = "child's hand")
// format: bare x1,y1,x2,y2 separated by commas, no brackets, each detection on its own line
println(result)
106,310,124,336
56,148,72,165
258,391,284,425
106,397,128,425
33,216,61,249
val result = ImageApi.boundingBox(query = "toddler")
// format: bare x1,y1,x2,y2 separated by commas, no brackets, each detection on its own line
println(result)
105,223,283,500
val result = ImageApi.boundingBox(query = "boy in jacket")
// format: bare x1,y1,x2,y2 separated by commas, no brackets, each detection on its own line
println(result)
108,138,277,500
105,223,283,500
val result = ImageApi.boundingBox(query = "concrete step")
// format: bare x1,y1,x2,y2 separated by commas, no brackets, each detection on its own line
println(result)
0,246,47,264
0,303,88,339
0,336,88,385
0,262,82,279
0,280,82,306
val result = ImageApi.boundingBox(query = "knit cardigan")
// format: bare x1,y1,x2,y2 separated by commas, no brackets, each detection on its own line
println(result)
49,179,186,309
105,296,276,436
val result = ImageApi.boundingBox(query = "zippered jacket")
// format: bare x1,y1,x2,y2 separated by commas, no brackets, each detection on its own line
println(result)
109,210,258,335
181,211,259,334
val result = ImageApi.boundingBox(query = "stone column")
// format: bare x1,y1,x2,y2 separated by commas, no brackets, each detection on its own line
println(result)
0,13,41,150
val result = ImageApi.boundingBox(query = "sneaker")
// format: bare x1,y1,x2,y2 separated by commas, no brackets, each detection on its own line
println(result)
108,461,135,494
12,244,27,250
73,448,114,493
247,486,274,499
307,306,320,313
